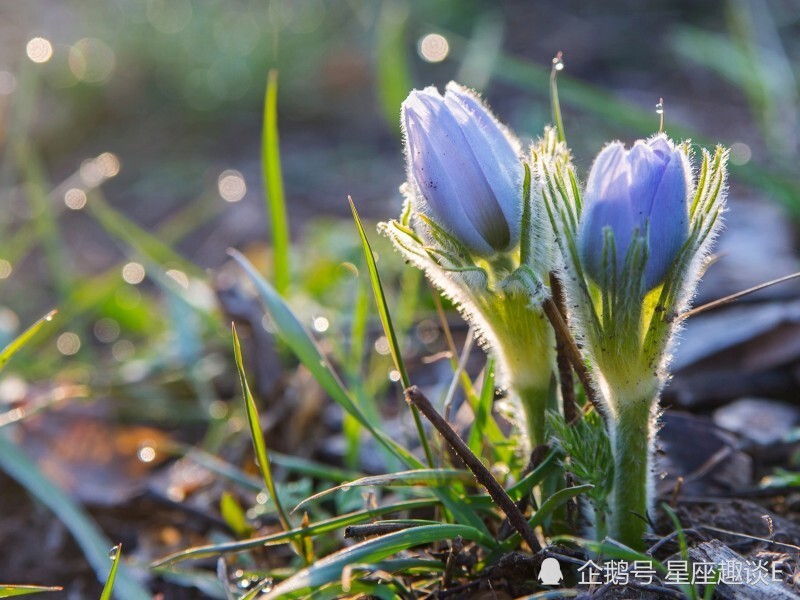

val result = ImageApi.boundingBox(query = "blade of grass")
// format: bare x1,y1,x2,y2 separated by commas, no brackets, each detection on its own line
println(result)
350,198,434,467
100,544,121,600
152,498,442,567
0,586,62,598
293,469,475,512
177,445,363,491
663,503,699,600
261,69,291,294
0,434,150,600
0,310,56,371
467,360,496,456
228,249,488,534
308,581,396,600
262,523,495,599
232,324,303,560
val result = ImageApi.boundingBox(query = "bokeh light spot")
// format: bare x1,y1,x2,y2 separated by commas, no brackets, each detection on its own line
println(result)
374,336,391,355
418,34,449,63
138,444,156,463
96,152,120,177
26,37,53,63
218,170,246,202
57,332,81,356
122,262,146,284
64,188,87,210
0,260,12,280
730,142,752,166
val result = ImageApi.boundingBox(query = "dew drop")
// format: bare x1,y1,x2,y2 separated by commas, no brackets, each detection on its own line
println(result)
655,100,664,115
108,544,120,559
340,485,351,492
552,52,564,71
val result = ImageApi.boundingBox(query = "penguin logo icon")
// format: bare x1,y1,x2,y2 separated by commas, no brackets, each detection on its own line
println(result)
538,557,563,586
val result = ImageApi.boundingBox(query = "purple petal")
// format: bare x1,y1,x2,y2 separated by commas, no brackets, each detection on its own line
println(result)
643,149,690,288
585,142,627,202
444,83,523,246
627,141,668,222
402,89,510,254
579,189,637,285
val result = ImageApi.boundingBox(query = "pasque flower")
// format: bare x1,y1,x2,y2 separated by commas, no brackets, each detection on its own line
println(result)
578,135,690,290
541,130,728,549
402,83,524,256
384,86,562,451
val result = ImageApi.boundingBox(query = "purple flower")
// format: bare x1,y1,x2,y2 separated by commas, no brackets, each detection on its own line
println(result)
402,82,523,256
578,135,691,290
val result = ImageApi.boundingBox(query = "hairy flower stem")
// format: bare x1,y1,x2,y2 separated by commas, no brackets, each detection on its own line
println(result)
609,392,656,550
477,289,555,450
515,381,550,449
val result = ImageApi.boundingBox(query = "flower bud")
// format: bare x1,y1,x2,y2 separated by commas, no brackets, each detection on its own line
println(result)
402,82,523,256
578,135,690,290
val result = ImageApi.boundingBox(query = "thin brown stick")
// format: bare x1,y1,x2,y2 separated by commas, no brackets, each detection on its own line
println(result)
550,274,578,423
677,270,800,322
405,385,541,552
541,296,606,423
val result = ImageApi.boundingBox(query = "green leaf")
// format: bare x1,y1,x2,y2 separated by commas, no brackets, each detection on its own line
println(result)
308,581,396,600
505,449,561,502
350,198,434,467
220,492,252,538
228,249,488,535
294,468,475,512
467,360,496,456
0,435,150,600
0,586,62,598
99,544,121,600
262,524,493,599
232,325,299,555
0,310,56,372
261,69,291,294
182,445,363,492
152,498,441,566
